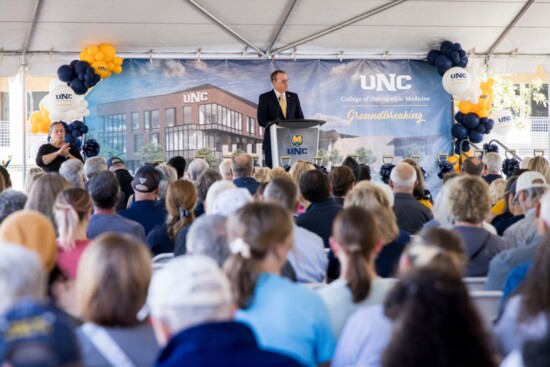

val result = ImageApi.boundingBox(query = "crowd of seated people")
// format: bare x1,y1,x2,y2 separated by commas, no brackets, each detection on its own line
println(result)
1,150,549,367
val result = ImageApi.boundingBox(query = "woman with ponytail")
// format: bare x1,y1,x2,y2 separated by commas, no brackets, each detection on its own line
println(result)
147,179,196,256
318,206,395,337
226,202,336,367
54,187,92,279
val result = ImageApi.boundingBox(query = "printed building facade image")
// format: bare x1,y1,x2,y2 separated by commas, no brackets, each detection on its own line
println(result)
95,84,263,169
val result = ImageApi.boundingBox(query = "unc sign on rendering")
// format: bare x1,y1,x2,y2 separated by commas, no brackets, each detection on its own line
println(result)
360,74,412,91
183,91,208,104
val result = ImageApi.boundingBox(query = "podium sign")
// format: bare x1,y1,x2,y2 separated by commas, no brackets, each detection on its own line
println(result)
269,119,325,167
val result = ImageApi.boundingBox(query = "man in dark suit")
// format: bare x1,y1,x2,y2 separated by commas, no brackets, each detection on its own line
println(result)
257,70,304,168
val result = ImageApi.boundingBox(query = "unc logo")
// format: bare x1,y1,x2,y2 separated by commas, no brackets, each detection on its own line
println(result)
291,135,303,147
360,74,412,91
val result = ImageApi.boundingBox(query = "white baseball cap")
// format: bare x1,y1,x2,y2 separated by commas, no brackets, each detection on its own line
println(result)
515,171,548,193
148,255,231,308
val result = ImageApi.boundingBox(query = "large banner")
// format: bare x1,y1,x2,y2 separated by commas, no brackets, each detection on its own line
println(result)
86,59,452,187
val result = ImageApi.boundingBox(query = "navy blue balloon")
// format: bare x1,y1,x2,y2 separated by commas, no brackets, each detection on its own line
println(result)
69,78,87,95
427,50,441,66
455,140,470,154
450,51,460,63
72,129,81,138
70,60,79,69
65,134,76,145
86,67,95,74
93,74,101,84
75,61,89,75
72,120,82,128
74,137,82,149
486,119,495,129
435,55,453,72
80,125,89,134
458,50,466,58
57,65,75,83
479,117,488,125
84,72,94,82
463,113,480,129
456,55,469,68
440,41,453,55
475,124,486,133
469,130,484,143
78,72,86,81
451,123,469,139
455,111,465,123
485,127,493,134
452,43,462,51
84,81,93,89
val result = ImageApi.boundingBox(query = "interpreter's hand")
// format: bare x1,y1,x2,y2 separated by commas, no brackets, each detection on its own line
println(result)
58,143,71,158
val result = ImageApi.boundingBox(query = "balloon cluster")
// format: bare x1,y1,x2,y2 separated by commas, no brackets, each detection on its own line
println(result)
437,160,455,179
379,163,395,184
57,60,101,95
65,120,89,142
29,100,51,134
80,44,123,79
82,139,100,159
502,158,520,178
427,41,468,76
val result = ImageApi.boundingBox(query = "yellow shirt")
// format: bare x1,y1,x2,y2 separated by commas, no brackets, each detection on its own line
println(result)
491,199,506,216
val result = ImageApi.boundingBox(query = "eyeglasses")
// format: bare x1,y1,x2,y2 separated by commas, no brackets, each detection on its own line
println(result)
277,79,289,84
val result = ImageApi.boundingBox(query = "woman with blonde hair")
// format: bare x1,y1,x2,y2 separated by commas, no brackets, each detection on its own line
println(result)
319,206,396,337
54,188,92,279
76,233,158,366
254,167,271,183
24,167,44,194
345,181,410,277
527,155,550,182
25,172,70,230
227,202,336,367
147,179,196,256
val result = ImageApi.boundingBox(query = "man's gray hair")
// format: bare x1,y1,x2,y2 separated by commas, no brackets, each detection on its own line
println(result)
390,162,417,190
187,215,230,266
196,169,222,202
231,153,253,178
59,159,85,188
188,158,209,181
218,160,232,180
483,152,502,173
0,243,46,314
0,189,27,224
84,157,107,180
156,163,178,200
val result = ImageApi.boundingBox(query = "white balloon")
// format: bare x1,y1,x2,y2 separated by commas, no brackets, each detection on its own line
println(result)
49,85,76,113
83,109,91,117
48,78,66,91
442,67,471,96
490,109,514,136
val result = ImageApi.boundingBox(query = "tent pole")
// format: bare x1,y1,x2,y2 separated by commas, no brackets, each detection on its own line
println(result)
20,55,27,182
271,0,408,55
266,0,298,55
487,0,535,55
185,0,265,56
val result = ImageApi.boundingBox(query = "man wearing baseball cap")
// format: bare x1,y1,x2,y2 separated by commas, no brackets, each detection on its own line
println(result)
119,165,167,235
107,157,134,211
503,171,550,250
148,255,301,367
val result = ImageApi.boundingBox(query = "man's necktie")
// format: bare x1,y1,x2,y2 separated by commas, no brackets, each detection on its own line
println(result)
279,94,287,118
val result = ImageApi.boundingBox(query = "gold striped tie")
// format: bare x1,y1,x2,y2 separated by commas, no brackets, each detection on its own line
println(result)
279,94,287,118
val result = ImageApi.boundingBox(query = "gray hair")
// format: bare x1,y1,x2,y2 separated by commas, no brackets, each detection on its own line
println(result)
0,243,46,314
0,189,27,224
156,164,178,200
483,152,502,173
188,159,209,181
231,153,253,178
84,157,107,180
520,187,548,210
187,215,230,266
218,160,232,180
59,159,85,188
390,162,417,191
196,168,222,202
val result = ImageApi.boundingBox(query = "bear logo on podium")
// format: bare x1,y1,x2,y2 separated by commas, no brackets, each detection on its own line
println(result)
291,135,303,147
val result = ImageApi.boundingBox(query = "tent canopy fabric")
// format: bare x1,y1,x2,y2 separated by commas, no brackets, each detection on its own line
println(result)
1,0,550,76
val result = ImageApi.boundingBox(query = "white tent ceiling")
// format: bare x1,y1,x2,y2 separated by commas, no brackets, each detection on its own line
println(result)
1,0,550,76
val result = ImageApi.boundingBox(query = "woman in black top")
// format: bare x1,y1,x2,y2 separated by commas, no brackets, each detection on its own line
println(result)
36,122,84,172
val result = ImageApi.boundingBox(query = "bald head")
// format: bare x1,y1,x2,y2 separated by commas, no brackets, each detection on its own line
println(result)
231,153,254,178
390,162,417,193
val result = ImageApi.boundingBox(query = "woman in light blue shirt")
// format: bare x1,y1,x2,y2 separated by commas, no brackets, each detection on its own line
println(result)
226,202,336,367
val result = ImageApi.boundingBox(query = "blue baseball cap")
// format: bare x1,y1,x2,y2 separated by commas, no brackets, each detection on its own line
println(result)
0,298,81,367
